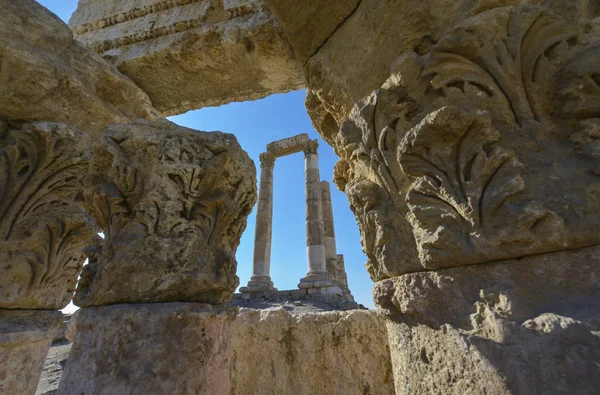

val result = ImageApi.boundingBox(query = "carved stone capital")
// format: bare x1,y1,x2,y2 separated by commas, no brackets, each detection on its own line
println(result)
0,122,97,309
259,151,276,169
304,139,319,156
333,3,600,281
75,119,257,307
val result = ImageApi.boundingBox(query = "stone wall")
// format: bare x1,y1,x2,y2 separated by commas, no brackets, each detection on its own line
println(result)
55,306,393,395
231,308,393,395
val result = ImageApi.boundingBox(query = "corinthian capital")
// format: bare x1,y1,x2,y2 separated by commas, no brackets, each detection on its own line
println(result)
0,122,96,309
259,151,276,169
304,139,319,156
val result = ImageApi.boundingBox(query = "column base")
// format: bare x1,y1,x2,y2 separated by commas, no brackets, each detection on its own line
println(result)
0,309,63,395
57,303,235,395
298,272,343,295
240,276,277,293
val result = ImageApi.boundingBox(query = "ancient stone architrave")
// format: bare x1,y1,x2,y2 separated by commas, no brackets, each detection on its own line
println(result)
0,310,63,395
0,121,97,310
69,0,305,116
0,0,160,139
75,119,257,307
333,3,600,280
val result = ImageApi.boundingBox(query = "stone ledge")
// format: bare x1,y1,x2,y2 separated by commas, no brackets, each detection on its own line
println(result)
232,290,359,311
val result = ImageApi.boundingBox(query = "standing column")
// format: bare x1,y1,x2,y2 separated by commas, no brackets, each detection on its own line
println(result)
299,140,340,294
241,152,277,293
321,181,338,282
321,181,353,299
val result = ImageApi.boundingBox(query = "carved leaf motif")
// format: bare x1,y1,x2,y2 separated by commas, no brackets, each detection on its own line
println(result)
0,123,94,309
424,7,576,126
396,107,563,268
399,107,524,230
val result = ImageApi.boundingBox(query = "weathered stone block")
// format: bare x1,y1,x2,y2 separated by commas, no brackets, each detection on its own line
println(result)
0,310,63,395
57,303,236,395
75,119,257,306
69,0,305,116
374,245,600,394
0,0,160,138
333,2,600,280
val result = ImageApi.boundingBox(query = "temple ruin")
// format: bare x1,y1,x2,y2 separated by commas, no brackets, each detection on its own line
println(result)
239,133,354,304
1,0,599,394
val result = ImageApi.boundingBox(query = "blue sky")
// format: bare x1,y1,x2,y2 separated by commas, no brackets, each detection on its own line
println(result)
38,0,373,308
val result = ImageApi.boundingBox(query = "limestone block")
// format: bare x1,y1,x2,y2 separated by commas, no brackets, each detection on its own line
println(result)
0,0,160,138
57,303,236,395
230,307,394,395
0,122,97,310
69,0,305,116
0,310,63,395
331,2,600,280
75,119,257,306
263,0,361,64
374,245,600,394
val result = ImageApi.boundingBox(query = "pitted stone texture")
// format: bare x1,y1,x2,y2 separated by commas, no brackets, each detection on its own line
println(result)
0,310,63,395
303,0,548,143
69,0,304,116
374,245,600,394
330,1,600,280
263,0,361,64
231,307,394,395
75,119,257,306
0,0,160,139
0,122,97,310
57,304,235,395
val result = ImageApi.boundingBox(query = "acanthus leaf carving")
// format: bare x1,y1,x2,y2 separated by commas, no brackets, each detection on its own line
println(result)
76,120,256,307
0,122,96,309
334,4,600,280
398,106,564,269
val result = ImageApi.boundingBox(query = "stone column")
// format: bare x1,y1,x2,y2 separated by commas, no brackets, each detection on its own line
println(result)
60,120,257,393
298,140,340,294
0,122,96,395
241,152,277,293
320,180,338,281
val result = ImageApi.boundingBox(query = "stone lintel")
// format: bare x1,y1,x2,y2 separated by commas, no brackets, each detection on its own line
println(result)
266,133,310,157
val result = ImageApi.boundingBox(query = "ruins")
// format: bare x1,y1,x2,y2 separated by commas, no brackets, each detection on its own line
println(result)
1,0,599,394
239,133,354,304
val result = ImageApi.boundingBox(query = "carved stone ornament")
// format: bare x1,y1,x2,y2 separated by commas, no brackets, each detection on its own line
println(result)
334,3,600,280
304,139,319,156
259,151,276,169
75,119,257,307
0,121,97,309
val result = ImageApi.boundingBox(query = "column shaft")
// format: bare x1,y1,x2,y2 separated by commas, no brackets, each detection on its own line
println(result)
243,152,276,292
304,142,327,275
299,140,339,293
321,181,338,281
